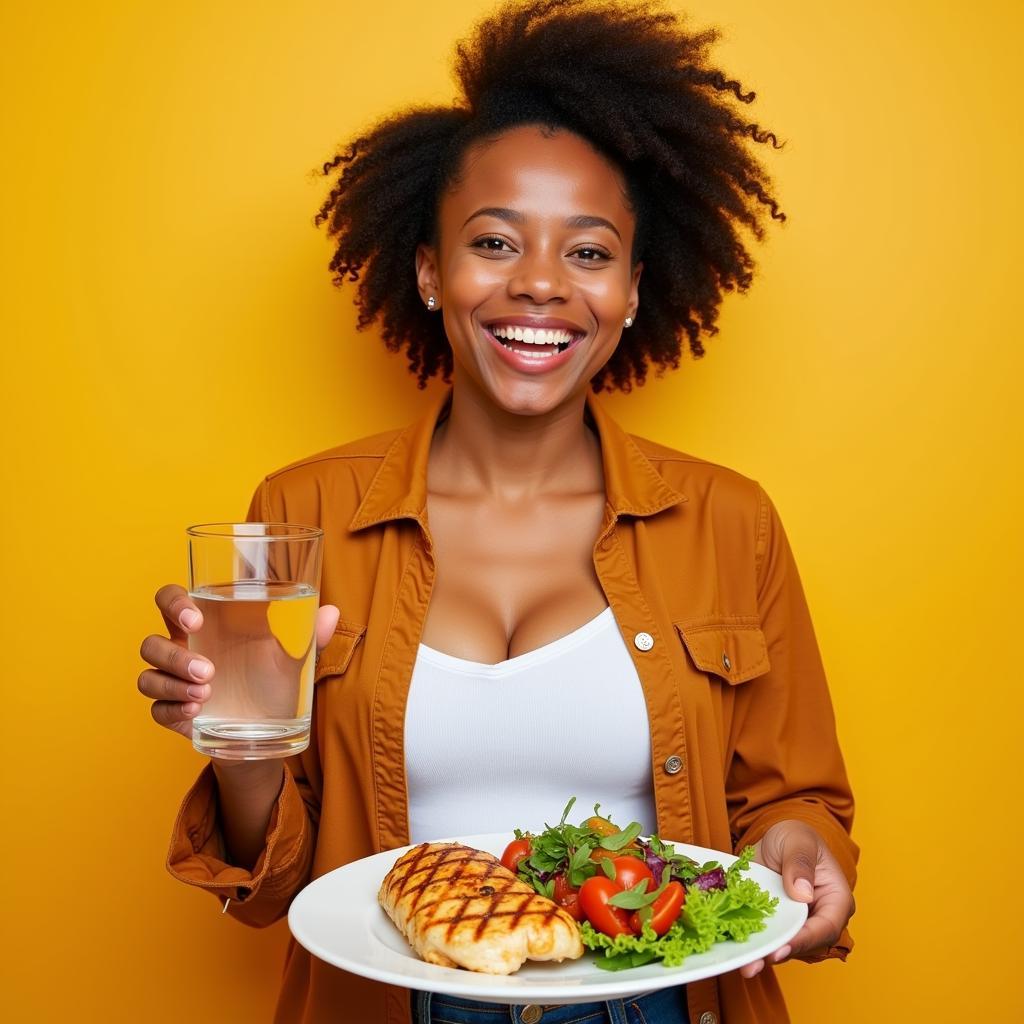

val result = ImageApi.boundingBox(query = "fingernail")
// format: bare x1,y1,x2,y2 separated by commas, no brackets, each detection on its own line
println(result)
773,945,791,963
180,609,200,629
186,685,209,701
188,660,211,681
795,880,813,900
748,961,764,977
183,702,200,716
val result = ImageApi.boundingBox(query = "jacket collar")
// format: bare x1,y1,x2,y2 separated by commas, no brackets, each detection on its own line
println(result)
349,387,686,533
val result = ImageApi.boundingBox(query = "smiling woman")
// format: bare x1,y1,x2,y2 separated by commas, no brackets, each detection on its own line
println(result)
314,0,784,393
141,3,857,1024
418,126,642,413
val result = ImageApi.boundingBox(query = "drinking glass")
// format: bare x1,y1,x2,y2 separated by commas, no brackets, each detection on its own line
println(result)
186,522,323,760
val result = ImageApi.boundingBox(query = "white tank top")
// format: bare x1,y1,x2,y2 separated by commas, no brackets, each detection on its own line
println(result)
404,607,657,843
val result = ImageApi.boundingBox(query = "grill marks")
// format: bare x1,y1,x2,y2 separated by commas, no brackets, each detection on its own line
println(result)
419,887,565,943
378,841,585,973
389,844,550,942
388,845,503,916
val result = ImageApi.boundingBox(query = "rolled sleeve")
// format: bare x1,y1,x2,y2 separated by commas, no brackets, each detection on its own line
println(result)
165,761,314,927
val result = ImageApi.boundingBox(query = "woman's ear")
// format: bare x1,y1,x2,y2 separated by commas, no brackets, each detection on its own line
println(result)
628,260,643,322
415,243,441,309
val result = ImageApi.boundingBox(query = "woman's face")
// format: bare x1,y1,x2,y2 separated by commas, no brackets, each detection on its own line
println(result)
417,125,642,417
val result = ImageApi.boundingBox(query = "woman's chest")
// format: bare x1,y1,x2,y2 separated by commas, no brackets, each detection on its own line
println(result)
419,489,609,662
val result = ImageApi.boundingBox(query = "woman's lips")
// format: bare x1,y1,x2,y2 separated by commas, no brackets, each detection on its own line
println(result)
482,325,586,375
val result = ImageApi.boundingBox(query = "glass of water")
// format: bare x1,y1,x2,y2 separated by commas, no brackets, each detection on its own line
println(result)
186,522,323,760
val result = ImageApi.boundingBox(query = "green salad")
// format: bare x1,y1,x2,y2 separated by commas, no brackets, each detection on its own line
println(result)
499,798,778,971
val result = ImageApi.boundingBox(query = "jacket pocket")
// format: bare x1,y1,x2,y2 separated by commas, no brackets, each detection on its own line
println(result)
673,616,770,684
314,619,367,682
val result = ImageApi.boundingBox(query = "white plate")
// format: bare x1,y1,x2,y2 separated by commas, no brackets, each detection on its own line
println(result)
288,833,807,1005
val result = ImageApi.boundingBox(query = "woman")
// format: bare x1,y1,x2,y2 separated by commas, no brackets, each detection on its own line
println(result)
140,2,856,1022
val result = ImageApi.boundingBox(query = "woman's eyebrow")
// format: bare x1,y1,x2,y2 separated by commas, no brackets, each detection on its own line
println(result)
463,206,525,228
565,214,621,241
463,207,622,241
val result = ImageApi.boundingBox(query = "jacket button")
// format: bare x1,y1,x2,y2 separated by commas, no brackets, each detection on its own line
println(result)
698,1014,717,1024
634,631,654,651
521,1007,544,1024
722,652,732,672
664,755,684,775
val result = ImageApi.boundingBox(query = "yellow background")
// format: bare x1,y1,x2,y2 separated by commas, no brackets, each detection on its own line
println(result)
2,0,1021,1019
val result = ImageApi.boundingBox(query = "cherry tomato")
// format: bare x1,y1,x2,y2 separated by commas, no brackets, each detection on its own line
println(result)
553,872,578,901
553,874,583,921
584,815,620,838
578,876,635,937
500,838,532,874
608,856,654,893
558,892,583,920
629,881,686,936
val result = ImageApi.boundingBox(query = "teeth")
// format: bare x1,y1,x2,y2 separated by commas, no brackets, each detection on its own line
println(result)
513,347,556,359
490,325,575,345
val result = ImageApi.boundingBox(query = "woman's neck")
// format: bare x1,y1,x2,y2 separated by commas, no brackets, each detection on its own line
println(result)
429,379,604,500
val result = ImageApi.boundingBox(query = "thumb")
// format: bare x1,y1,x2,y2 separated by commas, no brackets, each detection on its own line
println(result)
315,604,341,651
779,827,818,904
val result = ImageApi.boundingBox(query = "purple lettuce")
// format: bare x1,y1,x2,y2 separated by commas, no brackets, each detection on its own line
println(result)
638,839,670,887
693,866,726,891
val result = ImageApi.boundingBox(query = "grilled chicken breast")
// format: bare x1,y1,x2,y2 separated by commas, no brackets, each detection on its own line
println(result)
378,842,584,974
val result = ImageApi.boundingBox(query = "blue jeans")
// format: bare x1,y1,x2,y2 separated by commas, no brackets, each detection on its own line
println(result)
411,987,689,1024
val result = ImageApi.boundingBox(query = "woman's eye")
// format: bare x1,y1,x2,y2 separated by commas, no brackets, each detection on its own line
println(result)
472,236,514,253
571,247,611,262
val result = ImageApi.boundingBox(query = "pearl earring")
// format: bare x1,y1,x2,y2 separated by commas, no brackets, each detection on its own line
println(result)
624,316,634,328
427,296,437,311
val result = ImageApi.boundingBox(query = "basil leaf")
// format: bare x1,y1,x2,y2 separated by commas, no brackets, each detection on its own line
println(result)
569,862,597,888
600,857,617,880
598,822,643,851
567,842,597,888
568,843,594,871
530,851,563,872
608,879,660,909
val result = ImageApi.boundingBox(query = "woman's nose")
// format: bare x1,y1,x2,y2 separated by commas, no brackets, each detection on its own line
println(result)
507,247,570,303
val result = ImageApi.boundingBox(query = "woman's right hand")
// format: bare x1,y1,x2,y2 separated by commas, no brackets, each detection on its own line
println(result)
138,583,341,740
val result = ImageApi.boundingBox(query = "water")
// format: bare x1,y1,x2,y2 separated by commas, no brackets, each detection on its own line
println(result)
188,581,318,760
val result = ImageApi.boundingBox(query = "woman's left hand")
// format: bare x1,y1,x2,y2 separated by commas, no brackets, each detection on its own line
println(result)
738,819,855,979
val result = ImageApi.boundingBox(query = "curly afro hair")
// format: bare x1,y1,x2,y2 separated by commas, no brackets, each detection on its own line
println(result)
314,0,785,390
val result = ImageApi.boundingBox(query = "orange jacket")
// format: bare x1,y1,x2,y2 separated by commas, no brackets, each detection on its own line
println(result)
167,388,856,1024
